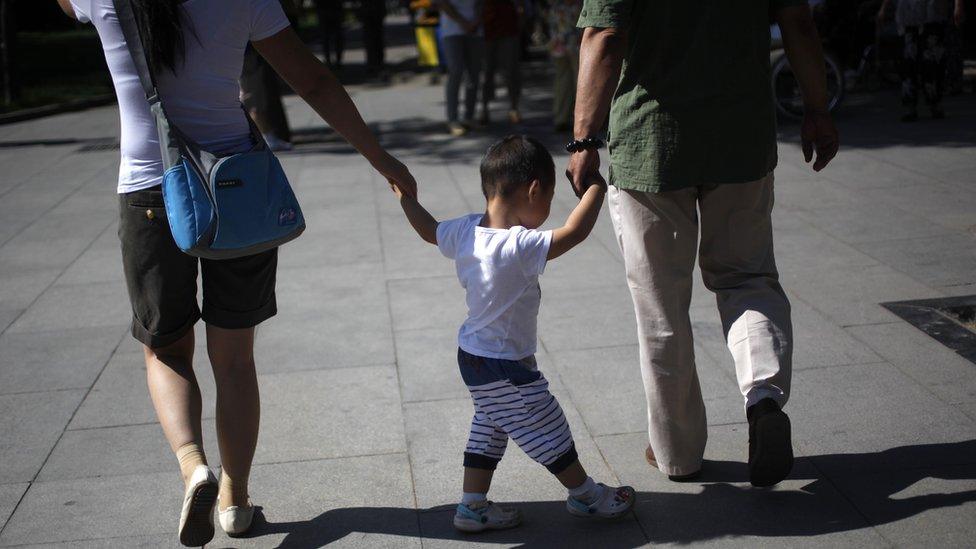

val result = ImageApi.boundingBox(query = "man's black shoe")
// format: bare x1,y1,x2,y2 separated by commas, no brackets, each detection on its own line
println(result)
747,398,793,487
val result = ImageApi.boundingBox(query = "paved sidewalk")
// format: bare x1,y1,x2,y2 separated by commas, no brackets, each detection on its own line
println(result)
1,52,975,547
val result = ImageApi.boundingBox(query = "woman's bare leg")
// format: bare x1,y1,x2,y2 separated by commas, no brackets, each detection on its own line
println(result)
206,324,260,510
144,330,207,485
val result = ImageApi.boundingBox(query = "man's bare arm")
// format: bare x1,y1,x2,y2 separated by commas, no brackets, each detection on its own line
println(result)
776,4,839,171
566,27,625,196
776,5,828,112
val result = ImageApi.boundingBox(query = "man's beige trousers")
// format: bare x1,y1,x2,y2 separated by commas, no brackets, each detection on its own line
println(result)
607,173,793,476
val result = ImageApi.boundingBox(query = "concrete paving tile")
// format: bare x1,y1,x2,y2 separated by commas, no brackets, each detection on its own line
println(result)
538,285,638,352
279,202,383,269
789,177,953,245
0,483,28,533
862,182,976,233
6,281,130,334
549,343,742,438
954,400,976,423
2,453,418,547
542,238,626,293
846,322,976,406
789,362,975,478
68,351,216,430
253,366,405,464
853,233,976,289
403,389,617,510
256,264,394,371
55,226,124,286
0,390,86,483
0,309,20,335
12,534,182,548
212,453,419,548
37,420,217,482
594,430,888,547
0,470,188,545
417,501,648,548
0,269,60,312
388,275,467,332
833,462,976,548
788,295,883,368
395,327,469,403
784,262,939,326
0,326,125,394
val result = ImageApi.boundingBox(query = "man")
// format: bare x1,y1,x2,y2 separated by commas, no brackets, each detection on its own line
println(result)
567,1,839,486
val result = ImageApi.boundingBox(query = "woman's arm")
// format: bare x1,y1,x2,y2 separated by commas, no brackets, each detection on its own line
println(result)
56,0,77,19
253,27,417,197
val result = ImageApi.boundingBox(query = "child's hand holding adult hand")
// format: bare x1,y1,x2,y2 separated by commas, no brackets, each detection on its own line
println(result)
566,148,603,198
374,153,418,198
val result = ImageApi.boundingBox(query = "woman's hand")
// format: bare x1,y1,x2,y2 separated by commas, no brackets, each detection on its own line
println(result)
373,153,418,199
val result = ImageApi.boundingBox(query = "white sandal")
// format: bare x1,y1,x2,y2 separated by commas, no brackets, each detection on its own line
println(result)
566,483,636,519
178,465,218,547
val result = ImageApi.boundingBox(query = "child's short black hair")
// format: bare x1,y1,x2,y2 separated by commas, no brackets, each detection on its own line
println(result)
480,135,556,199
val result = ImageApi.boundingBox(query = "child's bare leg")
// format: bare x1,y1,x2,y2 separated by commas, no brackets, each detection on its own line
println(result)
554,459,588,490
463,466,495,495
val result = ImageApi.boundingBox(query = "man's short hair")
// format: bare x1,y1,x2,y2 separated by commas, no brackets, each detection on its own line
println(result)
480,135,556,199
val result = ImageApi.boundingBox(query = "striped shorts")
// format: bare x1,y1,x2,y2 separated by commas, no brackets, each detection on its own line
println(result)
458,348,578,474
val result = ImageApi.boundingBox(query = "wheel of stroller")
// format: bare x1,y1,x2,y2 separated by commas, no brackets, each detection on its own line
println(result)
771,50,844,119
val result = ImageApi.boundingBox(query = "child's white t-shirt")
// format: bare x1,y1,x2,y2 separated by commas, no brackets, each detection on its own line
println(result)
437,214,552,361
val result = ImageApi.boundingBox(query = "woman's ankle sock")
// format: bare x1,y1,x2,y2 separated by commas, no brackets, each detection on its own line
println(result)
461,492,488,506
219,471,249,508
568,476,599,503
175,442,207,485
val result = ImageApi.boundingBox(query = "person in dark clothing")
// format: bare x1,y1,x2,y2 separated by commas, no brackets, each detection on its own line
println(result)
359,0,388,73
480,0,523,125
315,0,345,68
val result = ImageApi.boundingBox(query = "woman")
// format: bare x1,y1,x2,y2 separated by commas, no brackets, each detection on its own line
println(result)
56,0,417,546
438,0,485,136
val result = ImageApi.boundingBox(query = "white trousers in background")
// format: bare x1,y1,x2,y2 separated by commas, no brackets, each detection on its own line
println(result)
607,173,793,476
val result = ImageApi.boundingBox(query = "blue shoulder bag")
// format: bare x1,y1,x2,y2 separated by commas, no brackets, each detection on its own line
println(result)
115,0,304,259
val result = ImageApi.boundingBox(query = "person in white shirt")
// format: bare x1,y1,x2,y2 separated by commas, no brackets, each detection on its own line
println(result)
394,135,635,532
56,0,417,545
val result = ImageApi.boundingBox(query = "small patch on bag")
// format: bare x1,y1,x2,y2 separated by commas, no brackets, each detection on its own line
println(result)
278,207,298,226
216,179,243,188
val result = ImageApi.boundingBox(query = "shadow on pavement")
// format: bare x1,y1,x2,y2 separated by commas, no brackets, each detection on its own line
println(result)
235,439,976,547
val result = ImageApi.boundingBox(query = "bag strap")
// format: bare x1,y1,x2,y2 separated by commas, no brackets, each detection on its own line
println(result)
112,0,268,181
112,0,159,105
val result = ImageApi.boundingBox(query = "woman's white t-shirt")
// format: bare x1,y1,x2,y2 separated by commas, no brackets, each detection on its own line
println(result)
70,0,290,193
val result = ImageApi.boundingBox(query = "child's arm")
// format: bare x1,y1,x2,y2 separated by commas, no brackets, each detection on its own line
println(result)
547,180,606,260
394,187,439,245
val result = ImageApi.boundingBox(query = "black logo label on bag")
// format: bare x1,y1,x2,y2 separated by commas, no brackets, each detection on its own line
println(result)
278,207,298,226
217,179,243,188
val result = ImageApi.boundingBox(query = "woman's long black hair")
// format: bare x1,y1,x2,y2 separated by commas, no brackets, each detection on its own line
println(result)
131,0,188,74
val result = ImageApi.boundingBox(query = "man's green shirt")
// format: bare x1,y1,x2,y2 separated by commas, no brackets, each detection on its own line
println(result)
578,0,807,192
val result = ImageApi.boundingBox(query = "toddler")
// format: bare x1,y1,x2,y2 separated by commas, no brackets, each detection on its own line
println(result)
394,135,635,532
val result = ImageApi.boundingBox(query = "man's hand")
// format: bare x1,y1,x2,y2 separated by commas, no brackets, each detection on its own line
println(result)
566,148,604,198
801,111,838,172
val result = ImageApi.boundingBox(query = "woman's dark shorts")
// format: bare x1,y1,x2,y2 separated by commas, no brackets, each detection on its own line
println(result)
119,186,278,349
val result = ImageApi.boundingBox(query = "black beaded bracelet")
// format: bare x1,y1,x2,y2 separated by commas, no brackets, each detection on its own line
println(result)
565,136,605,153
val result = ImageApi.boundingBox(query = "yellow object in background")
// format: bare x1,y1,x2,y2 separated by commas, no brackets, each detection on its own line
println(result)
415,26,439,67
